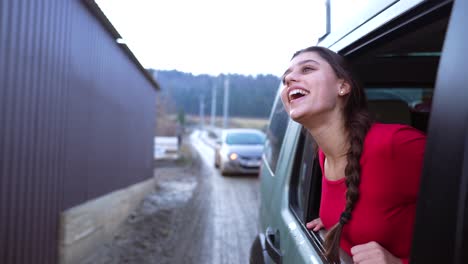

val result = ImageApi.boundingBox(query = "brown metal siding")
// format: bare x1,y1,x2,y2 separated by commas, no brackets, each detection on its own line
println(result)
0,1,158,263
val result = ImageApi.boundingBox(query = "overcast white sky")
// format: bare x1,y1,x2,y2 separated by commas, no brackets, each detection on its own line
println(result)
96,0,326,77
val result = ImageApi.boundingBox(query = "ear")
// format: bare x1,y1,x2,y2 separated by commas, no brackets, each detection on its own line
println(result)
338,81,351,96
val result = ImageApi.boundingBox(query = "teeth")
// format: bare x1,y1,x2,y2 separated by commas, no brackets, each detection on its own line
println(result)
288,89,309,100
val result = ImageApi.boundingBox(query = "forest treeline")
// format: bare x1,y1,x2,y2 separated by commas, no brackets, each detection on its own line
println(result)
151,69,281,118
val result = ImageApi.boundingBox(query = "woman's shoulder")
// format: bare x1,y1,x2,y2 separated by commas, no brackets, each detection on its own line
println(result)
367,122,425,140
363,123,426,158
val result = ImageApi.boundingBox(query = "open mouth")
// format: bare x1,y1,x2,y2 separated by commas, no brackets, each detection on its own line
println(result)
288,89,309,102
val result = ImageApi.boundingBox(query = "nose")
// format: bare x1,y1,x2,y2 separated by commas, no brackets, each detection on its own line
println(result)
283,70,298,86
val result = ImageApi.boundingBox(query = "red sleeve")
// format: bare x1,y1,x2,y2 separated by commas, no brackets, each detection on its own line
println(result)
401,257,409,264
391,126,427,202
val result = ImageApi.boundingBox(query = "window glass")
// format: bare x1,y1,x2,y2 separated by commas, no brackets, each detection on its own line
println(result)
264,94,289,173
365,88,433,111
365,88,433,131
225,132,265,145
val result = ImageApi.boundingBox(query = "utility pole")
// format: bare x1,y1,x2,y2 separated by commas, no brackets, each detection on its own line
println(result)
223,77,229,128
210,82,216,128
200,95,205,129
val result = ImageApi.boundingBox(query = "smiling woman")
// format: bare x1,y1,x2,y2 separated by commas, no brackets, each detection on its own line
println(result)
281,48,359,125
279,46,426,264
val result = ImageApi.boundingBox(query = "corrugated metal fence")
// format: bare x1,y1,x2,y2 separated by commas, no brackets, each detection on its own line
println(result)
0,1,158,263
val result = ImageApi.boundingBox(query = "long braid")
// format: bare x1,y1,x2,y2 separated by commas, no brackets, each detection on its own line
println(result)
324,111,371,263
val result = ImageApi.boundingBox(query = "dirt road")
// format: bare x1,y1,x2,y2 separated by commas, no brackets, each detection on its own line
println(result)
87,130,260,264
186,130,260,264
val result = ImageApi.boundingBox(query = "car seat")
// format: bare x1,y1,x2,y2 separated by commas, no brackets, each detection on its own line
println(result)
367,99,412,125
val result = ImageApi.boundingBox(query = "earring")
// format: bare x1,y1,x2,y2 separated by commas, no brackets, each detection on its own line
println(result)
340,91,344,95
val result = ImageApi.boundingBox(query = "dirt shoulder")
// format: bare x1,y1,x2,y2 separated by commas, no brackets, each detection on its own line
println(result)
85,143,203,264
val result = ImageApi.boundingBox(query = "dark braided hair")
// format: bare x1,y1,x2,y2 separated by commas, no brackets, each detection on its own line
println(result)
292,46,372,263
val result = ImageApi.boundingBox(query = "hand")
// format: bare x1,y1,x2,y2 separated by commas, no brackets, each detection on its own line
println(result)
351,241,402,264
306,218,324,232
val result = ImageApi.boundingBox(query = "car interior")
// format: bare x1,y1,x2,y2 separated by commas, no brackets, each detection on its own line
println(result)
287,1,452,262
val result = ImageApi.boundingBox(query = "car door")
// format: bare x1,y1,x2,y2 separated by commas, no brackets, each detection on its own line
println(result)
268,124,326,264
257,86,328,263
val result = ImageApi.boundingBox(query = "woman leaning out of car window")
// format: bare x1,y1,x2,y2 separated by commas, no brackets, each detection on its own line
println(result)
281,46,426,264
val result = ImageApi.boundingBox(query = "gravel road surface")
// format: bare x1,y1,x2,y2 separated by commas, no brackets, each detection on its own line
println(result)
86,130,260,264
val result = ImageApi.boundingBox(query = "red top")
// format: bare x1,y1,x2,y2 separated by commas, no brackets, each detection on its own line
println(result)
319,123,426,264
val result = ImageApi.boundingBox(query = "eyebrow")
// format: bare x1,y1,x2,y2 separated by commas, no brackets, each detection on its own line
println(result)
282,59,320,80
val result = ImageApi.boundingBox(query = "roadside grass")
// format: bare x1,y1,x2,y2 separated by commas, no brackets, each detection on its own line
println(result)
229,117,269,130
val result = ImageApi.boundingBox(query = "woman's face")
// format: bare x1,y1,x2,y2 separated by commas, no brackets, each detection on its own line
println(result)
281,51,348,124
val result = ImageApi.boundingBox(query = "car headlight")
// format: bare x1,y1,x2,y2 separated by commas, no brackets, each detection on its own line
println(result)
229,153,238,161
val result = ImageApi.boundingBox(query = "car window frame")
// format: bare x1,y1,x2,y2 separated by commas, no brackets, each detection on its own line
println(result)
410,0,468,262
288,128,327,262
263,87,290,175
